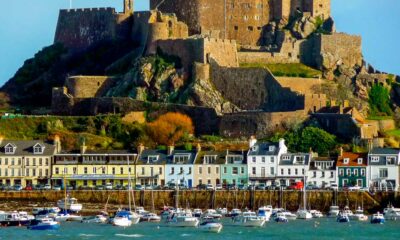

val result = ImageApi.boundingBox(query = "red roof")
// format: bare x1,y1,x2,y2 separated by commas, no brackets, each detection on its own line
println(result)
337,152,367,167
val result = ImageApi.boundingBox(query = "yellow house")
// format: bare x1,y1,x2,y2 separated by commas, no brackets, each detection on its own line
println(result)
52,144,137,189
193,149,225,187
135,145,167,187
0,138,56,187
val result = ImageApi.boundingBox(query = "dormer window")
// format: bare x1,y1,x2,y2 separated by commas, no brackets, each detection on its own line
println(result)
148,155,159,163
343,158,349,164
4,143,16,155
33,143,44,154
269,146,275,152
174,154,190,163
357,158,363,165
282,155,290,161
294,156,304,164
227,155,243,164
204,155,217,164
387,156,397,165
370,156,380,163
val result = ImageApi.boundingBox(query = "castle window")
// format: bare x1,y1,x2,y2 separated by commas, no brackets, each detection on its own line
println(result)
256,3,263,9
234,26,238,31
288,53,292,58
97,82,100,86
257,27,262,31
247,26,254,31
254,15,261,21
243,15,249,21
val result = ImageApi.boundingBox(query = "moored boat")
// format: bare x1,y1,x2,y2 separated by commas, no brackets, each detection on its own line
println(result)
27,218,60,230
166,211,199,227
257,206,272,221
0,211,32,227
193,209,203,218
57,196,82,212
202,209,222,220
274,213,289,223
371,212,385,224
141,213,161,222
328,205,340,218
229,209,242,218
310,210,323,218
198,219,223,233
384,206,400,220
232,211,266,227
337,212,350,223
350,207,368,221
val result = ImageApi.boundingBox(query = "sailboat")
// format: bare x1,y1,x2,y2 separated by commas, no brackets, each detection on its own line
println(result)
112,157,140,227
56,174,82,222
296,177,312,219
141,190,161,222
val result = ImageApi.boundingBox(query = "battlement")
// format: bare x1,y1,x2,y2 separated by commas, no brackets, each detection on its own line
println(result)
59,7,116,14
204,38,236,45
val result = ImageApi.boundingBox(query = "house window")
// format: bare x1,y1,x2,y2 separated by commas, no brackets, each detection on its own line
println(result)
269,146,275,152
32,169,36,176
361,169,365,176
180,167,184,174
331,171,334,178
199,167,202,174
174,154,190,163
33,144,44,154
343,179,348,187
84,167,88,174
261,157,265,163
313,171,316,178
281,169,284,175
55,168,59,175
357,158,363,165
207,167,211,174
387,156,397,165
159,167,163,175
188,167,192,174
295,169,298,175
302,169,305,175
5,144,16,154
233,167,238,175
370,156,380,162
223,167,227,174
270,167,274,175
73,167,77,174
321,172,325,178
241,167,244,174
354,169,358,176
252,167,256,175
141,167,145,175
112,167,115,175
339,169,344,176
282,155,290,161
120,167,124,174
379,168,388,178
288,169,291,175
252,157,256,163
270,157,274,163
204,155,217,164
216,167,219,174
171,167,175,175
45,169,49,176
148,156,159,163
346,169,351,176
93,167,97,174
343,158,349,164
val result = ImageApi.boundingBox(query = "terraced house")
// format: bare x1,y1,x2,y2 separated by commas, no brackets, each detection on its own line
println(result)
135,144,166,186
308,156,336,188
220,150,247,186
276,152,310,187
52,142,137,189
0,137,57,187
337,151,367,188
193,148,223,187
165,146,197,188
368,148,400,191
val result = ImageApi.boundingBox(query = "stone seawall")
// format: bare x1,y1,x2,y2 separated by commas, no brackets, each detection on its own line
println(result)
1,191,399,214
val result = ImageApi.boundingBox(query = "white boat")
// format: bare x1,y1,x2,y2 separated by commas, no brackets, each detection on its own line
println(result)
167,211,199,227
275,212,289,223
28,218,60,230
282,210,297,220
350,207,368,221
337,212,350,223
33,207,60,216
257,206,272,221
216,208,228,216
385,206,400,220
199,220,223,233
310,210,323,218
18,211,35,220
55,212,83,222
193,209,203,218
342,206,354,217
57,196,82,212
328,206,340,218
141,213,161,222
233,211,266,227
82,215,108,223
112,215,132,227
135,207,149,216
229,209,242,217
297,209,313,219
202,209,223,219
371,212,385,224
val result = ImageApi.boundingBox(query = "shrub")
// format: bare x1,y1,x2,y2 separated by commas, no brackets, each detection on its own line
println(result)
368,84,392,116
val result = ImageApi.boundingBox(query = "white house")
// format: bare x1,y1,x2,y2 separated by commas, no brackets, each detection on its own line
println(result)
165,147,197,188
276,152,311,187
307,156,336,188
247,138,288,185
368,148,400,191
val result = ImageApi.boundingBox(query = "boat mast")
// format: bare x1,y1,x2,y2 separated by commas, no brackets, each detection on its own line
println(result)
64,170,67,213
303,176,307,210
128,156,132,212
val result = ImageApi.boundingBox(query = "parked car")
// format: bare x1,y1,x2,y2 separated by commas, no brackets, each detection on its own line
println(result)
135,184,145,190
256,183,266,190
328,183,338,191
78,186,93,190
24,185,33,191
145,184,154,190
238,184,247,190
114,184,124,190
287,182,304,190
206,184,214,190
348,185,361,191
104,183,113,190
197,184,207,190
95,185,105,190
14,185,23,191
52,185,61,191
0,184,6,191
178,184,188,190
43,184,51,190
215,184,223,190
66,185,75,190
306,184,319,190
167,183,176,190
227,184,238,190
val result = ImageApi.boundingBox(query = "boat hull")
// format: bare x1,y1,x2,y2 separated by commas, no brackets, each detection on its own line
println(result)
199,223,223,233
0,220,31,227
28,223,60,230
112,217,132,227
371,218,385,224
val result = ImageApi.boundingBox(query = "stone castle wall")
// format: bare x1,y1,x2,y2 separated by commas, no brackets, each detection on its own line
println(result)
54,8,132,51
64,76,119,98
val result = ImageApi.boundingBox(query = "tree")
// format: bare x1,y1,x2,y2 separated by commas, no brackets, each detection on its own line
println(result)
368,84,392,116
146,112,194,145
299,127,337,155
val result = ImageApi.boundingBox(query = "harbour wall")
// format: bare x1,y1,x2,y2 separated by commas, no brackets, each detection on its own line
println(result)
0,191,399,213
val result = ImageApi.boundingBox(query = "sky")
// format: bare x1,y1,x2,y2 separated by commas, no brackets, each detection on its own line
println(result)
0,0,399,87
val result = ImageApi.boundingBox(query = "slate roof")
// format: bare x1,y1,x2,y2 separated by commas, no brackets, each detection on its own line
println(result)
309,156,336,170
369,148,400,155
0,140,55,156
194,151,226,164
223,150,247,164
168,150,197,164
337,152,367,167
248,142,279,156
368,148,399,166
57,150,136,155
136,149,168,165
279,153,310,166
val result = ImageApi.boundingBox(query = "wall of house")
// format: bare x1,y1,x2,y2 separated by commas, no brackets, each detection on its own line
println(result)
307,169,336,188
221,164,248,185
164,165,194,187
135,165,165,186
193,164,221,186
337,166,366,187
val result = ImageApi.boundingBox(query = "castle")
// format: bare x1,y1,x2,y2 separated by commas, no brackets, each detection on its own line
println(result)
51,0,377,139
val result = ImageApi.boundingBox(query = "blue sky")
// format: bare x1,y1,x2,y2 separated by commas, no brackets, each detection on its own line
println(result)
0,0,398,86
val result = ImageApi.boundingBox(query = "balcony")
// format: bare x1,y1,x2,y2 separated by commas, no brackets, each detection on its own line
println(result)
54,160,78,165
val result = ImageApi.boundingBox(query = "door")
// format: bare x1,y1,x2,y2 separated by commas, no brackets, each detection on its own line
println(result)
188,179,192,188
357,179,363,187
261,167,266,178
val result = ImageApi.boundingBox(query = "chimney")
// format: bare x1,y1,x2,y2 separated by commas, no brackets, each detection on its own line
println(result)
137,143,145,155
168,145,175,155
249,136,257,148
53,134,62,153
279,138,288,154
343,100,350,108
339,147,343,157
80,140,87,154
196,143,201,152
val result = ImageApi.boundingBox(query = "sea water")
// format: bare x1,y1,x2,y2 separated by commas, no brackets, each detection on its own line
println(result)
0,219,399,240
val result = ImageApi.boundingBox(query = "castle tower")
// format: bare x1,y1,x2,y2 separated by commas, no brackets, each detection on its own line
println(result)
124,0,134,14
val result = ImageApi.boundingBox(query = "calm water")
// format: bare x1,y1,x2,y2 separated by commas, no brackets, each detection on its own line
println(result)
1,219,400,240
